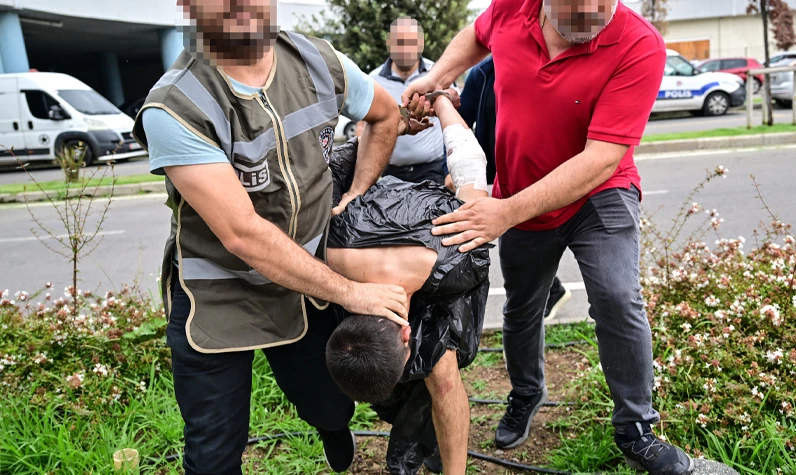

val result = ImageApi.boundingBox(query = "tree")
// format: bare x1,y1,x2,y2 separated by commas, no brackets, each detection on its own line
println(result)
296,0,474,73
641,0,670,35
748,0,796,53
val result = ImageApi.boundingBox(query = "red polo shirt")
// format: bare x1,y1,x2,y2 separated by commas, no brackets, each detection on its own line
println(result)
475,0,666,231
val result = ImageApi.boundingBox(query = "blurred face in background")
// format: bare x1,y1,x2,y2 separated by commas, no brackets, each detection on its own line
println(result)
387,17,425,71
543,0,618,44
179,0,278,64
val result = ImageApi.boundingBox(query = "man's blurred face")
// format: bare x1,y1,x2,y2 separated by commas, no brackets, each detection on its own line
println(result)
179,0,277,64
387,18,425,71
544,0,617,44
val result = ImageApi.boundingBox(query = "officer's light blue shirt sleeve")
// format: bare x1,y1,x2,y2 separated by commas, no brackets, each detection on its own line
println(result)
142,108,229,176
336,51,375,122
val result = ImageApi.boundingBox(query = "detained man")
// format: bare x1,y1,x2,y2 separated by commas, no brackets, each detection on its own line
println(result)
323,90,490,475
401,0,694,474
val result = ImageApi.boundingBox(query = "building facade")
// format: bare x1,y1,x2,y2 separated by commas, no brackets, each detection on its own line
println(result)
0,0,325,108
624,0,796,61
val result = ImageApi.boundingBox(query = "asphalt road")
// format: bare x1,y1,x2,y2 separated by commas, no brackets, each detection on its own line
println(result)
645,107,793,136
2,147,793,329
1,106,793,186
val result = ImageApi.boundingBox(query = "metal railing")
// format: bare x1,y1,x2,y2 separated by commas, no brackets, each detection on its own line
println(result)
746,65,796,128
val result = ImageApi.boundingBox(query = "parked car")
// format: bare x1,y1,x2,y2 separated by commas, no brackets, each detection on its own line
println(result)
335,115,356,141
695,57,765,94
769,58,795,109
770,52,796,65
653,50,746,116
0,72,146,165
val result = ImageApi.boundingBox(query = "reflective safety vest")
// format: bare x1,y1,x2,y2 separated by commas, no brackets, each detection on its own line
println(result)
133,31,347,353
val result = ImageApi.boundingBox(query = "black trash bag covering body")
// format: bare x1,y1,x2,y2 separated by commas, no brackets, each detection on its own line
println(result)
328,139,491,474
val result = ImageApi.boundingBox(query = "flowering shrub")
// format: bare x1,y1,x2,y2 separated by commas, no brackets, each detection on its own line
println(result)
642,226,796,457
0,284,169,413
553,168,795,472
640,169,795,469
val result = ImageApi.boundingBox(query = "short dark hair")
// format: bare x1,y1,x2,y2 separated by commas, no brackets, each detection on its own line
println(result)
326,315,408,403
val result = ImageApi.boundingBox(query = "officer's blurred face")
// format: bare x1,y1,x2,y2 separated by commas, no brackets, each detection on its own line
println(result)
387,18,425,71
179,0,278,64
544,0,618,44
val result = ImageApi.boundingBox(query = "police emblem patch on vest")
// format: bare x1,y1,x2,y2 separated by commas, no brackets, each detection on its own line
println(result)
319,126,334,164
234,159,271,193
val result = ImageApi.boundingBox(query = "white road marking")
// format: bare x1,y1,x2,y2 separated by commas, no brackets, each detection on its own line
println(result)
645,190,669,195
636,143,796,161
0,230,126,244
489,281,585,296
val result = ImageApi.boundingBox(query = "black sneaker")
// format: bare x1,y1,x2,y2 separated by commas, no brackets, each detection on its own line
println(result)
423,447,443,474
615,422,694,475
318,428,356,473
494,388,548,449
544,277,572,321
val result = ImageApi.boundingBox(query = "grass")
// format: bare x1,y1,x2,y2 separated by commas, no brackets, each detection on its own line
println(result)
642,123,796,143
0,352,380,474
0,173,163,195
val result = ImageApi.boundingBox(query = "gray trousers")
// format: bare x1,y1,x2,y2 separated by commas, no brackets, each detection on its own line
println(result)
499,186,660,426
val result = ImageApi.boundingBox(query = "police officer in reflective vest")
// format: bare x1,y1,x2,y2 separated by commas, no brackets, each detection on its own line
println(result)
132,1,408,473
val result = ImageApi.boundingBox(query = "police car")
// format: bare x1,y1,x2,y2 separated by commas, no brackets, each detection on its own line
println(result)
653,50,746,116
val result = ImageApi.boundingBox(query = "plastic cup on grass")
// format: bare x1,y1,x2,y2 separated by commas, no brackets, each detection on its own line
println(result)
113,448,139,470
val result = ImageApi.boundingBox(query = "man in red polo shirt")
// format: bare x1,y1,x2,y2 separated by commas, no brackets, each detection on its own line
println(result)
402,1,693,474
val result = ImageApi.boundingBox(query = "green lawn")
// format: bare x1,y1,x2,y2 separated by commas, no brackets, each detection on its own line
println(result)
0,173,162,195
642,123,796,143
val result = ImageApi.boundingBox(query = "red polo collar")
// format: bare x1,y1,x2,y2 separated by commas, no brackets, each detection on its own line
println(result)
519,0,628,52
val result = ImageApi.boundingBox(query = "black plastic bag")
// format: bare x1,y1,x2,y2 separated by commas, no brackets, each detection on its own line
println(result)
328,139,491,473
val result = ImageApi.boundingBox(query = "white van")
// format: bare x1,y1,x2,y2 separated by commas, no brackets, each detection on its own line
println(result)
0,72,146,165
653,50,747,116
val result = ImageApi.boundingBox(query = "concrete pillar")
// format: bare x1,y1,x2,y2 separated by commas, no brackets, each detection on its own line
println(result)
0,12,30,73
158,28,183,72
99,52,125,106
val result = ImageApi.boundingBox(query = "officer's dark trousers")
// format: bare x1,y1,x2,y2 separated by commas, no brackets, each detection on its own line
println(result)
167,277,355,475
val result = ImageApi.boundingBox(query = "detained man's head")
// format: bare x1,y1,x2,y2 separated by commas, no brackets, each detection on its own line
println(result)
178,0,278,65
387,17,425,72
543,0,619,44
326,315,412,403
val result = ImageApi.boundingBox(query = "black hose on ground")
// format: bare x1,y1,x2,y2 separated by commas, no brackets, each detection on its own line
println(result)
161,430,576,474
480,341,589,353
469,398,576,407
154,340,593,473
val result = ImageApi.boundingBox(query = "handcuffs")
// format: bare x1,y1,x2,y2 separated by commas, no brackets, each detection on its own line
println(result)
398,90,459,134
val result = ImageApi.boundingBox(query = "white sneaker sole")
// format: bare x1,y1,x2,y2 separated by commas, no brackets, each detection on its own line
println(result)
624,454,695,474
544,287,572,322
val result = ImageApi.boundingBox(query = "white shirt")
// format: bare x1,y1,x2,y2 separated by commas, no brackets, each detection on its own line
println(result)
370,58,445,167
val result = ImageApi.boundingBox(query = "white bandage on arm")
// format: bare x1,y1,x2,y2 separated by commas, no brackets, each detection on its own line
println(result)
443,124,488,196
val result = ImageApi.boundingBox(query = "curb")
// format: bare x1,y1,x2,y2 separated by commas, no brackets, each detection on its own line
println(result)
0,181,166,204
3,131,794,203
636,132,796,155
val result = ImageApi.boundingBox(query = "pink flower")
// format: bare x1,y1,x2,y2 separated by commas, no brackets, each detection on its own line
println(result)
66,372,85,389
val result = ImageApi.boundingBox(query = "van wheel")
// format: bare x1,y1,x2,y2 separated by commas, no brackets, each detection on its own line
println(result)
703,92,730,116
61,140,95,167
774,99,793,109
